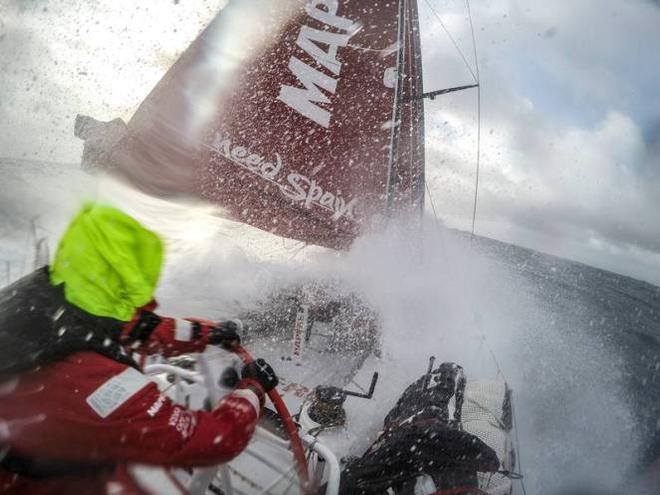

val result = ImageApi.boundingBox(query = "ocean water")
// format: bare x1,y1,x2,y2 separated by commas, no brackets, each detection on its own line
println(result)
473,235,660,494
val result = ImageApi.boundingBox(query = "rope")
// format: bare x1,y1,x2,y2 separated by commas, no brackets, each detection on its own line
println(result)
423,0,478,83
234,346,310,493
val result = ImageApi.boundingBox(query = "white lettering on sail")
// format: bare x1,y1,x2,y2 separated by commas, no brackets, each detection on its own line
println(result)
207,135,357,221
297,27,352,76
210,134,282,180
280,173,357,220
278,1,357,128
305,1,356,32
279,58,336,128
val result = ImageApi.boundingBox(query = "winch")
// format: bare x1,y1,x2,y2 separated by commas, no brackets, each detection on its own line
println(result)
306,372,379,428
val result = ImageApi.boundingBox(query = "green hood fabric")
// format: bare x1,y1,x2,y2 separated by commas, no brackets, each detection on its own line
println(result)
50,203,163,321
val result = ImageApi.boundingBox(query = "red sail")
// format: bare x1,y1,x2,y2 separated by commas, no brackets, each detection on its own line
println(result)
91,0,424,250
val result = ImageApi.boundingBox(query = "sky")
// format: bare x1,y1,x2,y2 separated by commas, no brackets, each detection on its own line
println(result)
418,0,660,284
0,0,659,284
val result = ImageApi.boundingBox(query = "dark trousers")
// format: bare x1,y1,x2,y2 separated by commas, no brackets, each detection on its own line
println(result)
337,421,494,494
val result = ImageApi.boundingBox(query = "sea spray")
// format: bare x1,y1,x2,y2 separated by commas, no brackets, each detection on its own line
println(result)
15,173,642,494
144,202,643,494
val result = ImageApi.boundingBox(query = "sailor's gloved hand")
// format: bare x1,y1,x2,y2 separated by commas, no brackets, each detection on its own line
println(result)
242,358,279,392
124,310,162,344
208,319,242,350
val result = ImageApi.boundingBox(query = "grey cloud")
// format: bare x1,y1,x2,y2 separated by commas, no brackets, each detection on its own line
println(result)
0,0,659,284
419,0,660,282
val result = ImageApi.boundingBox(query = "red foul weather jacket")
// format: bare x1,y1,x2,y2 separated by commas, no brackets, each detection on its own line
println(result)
0,273,263,495
119,300,227,359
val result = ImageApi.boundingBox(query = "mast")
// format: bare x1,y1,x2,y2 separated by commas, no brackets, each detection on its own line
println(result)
387,0,426,219
386,0,406,215
408,0,426,216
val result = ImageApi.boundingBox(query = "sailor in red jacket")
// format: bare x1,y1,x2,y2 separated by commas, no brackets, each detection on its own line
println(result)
0,203,278,495
120,298,245,362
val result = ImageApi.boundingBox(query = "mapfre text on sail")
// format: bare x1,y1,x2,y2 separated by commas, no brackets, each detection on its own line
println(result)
278,1,359,128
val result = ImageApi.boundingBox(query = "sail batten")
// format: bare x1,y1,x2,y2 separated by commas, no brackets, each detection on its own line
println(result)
85,0,426,250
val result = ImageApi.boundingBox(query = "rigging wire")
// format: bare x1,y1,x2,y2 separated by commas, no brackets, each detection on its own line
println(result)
421,0,498,379
460,0,502,386
423,0,496,375
465,0,481,82
465,8,528,487
425,181,443,235
477,332,505,380
470,83,482,237
465,0,482,238
424,4,527,491
422,0,478,83
423,0,482,237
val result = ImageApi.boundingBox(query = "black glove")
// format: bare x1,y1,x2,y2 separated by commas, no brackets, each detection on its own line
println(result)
208,320,242,350
242,358,279,392
125,310,161,344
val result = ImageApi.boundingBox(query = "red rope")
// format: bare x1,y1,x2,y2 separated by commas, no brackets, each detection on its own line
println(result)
235,345,310,493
